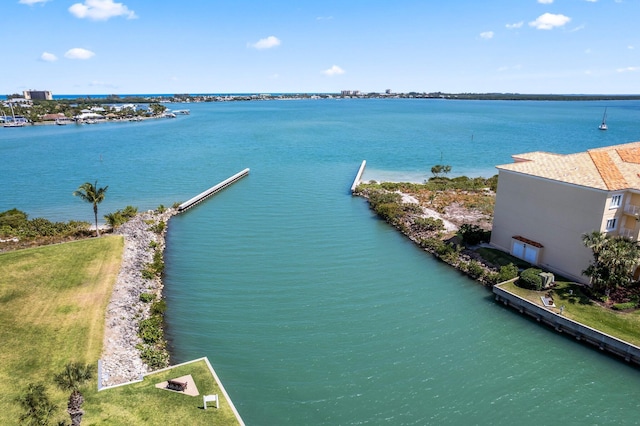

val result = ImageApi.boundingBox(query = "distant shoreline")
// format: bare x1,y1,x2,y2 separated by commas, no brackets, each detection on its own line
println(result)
5,92,640,103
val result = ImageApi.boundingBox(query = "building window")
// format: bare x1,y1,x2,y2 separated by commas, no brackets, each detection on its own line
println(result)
610,194,622,209
606,218,617,231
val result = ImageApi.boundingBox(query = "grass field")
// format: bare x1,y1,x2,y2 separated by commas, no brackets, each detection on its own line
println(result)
0,237,241,425
0,236,123,424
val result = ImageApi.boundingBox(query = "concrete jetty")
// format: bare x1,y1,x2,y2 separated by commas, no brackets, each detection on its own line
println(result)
493,282,640,365
350,160,367,194
177,168,250,213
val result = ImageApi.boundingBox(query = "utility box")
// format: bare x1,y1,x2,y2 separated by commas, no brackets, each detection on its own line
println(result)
539,272,555,289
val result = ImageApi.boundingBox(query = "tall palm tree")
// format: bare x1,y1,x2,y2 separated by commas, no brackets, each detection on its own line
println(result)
73,181,108,237
53,363,92,426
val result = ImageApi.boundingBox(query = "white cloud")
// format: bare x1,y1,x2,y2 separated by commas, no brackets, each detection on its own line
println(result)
40,52,58,62
537,0,554,3
19,0,50,5
585,0,597,2
69,0,137,21
529,13,571,30
628,45,635,50
64,48,95,59
617,66,639,73
506,22,523,29
248,36,281,50
480,31,494,40
322,65,345,76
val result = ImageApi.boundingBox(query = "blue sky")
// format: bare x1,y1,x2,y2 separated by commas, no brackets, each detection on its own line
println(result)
5,0,639,95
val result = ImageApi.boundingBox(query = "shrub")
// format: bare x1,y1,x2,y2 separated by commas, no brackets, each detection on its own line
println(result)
458,223,490,245
414,217,445,233
151,299,167,316
466,260,486,279
439,244,462,265
368,190,402,208
518,268,543,290
140,293,155,303
374,203,403,222
497,263,519,283
139,316,163,344
104,206,138,228
148,221,166,234
136,344,169,370
485,271,500,285
420,237,445,252
612,302,637,311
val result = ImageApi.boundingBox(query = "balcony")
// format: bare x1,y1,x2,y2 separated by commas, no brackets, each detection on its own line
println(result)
624,203,640,216
620,227,637,240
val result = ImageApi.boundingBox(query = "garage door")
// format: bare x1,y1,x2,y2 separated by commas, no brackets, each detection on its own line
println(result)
512,241,539,264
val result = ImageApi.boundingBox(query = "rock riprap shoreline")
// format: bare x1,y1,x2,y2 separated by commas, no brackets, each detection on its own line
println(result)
100,209,175,387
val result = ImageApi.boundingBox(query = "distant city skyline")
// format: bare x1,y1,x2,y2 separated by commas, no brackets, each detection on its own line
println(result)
5,0,639,95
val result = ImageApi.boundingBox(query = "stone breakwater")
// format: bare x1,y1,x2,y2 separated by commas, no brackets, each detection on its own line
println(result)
100,209,175,387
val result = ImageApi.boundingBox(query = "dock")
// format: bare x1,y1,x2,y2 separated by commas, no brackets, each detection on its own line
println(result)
350,160,367,194
494,282,640,365
177,168,250,213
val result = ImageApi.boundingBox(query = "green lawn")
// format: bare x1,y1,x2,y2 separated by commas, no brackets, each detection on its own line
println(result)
500,280,640,346
87,359,240,425
0,237,241,425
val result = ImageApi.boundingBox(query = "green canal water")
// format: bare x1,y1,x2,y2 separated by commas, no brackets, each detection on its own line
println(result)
2,99,640,424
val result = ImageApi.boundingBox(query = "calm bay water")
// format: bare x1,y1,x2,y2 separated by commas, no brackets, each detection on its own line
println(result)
3,99,640,424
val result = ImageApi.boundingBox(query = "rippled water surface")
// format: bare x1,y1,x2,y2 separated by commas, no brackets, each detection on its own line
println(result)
3,99,640,425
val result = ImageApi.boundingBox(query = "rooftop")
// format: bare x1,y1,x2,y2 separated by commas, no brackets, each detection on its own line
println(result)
496,141,640,191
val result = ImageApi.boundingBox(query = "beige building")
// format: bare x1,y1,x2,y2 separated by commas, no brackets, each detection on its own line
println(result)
23,90,53,101
490,141,640,284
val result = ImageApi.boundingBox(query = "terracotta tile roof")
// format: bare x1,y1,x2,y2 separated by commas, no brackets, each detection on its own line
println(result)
496,141,640,191
617,147,640,164
588,150,628,191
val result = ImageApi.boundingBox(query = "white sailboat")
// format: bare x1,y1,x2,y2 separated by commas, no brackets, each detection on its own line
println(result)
3,103,26,128
598,107,608,131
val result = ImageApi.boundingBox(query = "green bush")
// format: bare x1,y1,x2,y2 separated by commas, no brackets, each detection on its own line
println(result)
414,217,445,233
138,316,163,344
148,221,166,234
419,237,445,252
458,223,490,245
374,203,403,222
612,302,637,311
497,263,519,283
465,260,486,279
151,299,167,316
518,268,543,290
140,293,155,303
485,271,500,285
136,344,169,370
104,206,138,228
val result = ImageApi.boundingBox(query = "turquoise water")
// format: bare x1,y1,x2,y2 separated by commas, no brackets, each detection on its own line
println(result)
3,99,640,424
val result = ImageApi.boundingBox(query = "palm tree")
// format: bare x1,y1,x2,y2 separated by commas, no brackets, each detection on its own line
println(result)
73,181,108,237
583,231,640,296
15,383,57,426
53,363,92,426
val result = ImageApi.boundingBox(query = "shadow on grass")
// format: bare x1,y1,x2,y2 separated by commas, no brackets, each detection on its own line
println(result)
552,282,593,306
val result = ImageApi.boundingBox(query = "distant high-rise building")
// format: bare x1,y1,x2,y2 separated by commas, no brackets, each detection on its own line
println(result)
23,90,53,101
